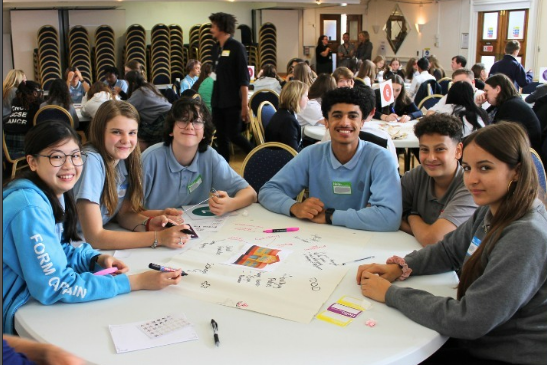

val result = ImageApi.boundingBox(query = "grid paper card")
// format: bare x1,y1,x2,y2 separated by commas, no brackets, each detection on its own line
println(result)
109,313,198,353
139,314,191,339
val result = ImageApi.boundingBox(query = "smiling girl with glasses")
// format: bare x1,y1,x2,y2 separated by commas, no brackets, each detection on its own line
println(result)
2,121,182,335
141,97,256,216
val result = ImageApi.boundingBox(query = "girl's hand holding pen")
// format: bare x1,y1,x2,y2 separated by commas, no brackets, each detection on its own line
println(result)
161,207,184,224
128,270,183,290
398,115,410,123
158,224,191,249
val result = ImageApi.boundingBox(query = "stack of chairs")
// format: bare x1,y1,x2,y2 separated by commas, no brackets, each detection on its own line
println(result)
33,49,40,85
188,24,201,62
258,23,277,70
68,26,92,85
150,24,171,85
124,24,147,78
198,23,214,66
36,25,62,91
94,25,116,83
169,24,185,82
238,24,258,69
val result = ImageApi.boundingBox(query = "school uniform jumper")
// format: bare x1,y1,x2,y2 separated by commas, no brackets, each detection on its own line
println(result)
387,201,547,365
259,140,402,231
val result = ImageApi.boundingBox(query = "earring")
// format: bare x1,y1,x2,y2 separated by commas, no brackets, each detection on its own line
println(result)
507,180,516,193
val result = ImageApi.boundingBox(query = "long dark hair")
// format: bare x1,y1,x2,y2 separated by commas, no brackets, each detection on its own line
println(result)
308,73,336,100
46,78,73,109
458,122,539,299
15,80,42,110
125,70,165,100
446,81,489,133
4,121,83,243
392,75,412,108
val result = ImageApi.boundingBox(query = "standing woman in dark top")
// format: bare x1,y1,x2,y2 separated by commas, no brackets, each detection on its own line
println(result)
355,31,373,62
478,73,541,151
315,35,333,75
265,80,309,151
375,75,422,122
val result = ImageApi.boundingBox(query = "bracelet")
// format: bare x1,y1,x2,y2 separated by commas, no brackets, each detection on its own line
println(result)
132,218,150,232
386,255,412,281
151,230,158,249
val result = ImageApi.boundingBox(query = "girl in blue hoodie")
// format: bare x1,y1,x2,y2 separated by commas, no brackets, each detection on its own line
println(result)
2,121,183,334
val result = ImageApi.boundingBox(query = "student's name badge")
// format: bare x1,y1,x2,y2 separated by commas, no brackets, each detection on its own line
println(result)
118,183,128,198
332,181,352,195
467,236,481,256
221,50,230,57
188,175,203,194
210,72,217,81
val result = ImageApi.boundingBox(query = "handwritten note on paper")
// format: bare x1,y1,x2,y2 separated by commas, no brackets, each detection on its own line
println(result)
166,210,374,324
108,313,198,353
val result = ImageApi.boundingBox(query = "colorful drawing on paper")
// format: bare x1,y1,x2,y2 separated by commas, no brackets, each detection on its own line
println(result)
192,206,215,216
226,244,291,272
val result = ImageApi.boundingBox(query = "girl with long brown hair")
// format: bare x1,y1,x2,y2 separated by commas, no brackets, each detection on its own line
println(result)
73,100,188,250
357,122,547,365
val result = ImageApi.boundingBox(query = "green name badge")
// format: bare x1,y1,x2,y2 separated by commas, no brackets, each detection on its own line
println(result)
187,175,203,194
332,181,352,195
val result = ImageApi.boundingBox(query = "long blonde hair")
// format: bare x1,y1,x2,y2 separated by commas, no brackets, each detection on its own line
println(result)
293,63,315,88
3,70,26,101
88,100,144,215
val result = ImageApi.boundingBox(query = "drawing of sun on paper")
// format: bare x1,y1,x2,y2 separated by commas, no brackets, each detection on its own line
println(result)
225,244,291,272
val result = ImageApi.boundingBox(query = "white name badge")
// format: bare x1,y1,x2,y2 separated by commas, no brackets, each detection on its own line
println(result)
466,236,481,256
187,175,203,194
222,50,231,57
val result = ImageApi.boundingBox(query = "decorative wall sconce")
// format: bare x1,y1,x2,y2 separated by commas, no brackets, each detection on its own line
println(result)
415,23,425,33
372,25,381,34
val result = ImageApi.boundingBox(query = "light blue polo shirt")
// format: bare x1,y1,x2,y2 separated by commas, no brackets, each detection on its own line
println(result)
103,79,128,93
141,143,249,210
73,147,129,225
69,81,86,103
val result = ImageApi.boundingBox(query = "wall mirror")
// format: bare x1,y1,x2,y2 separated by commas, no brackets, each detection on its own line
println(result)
383,5,410,54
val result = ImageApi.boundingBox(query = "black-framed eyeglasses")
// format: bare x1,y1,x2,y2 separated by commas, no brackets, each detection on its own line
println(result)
35,152,87,167
175,119,205,130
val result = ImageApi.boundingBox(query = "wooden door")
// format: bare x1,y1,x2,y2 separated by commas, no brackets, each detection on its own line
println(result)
476,9,529,71
319,14,341,67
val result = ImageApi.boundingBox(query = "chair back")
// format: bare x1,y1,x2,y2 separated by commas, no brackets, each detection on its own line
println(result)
418,94,444,110
33,105,74,127
522,81,541,95
531,148,546,195
258,101,276,135
249,110,265,146
3,132,29,178
359,131,388,149
438,77,452,95
241,142,297,194
249,89,279,117
414,79,441,107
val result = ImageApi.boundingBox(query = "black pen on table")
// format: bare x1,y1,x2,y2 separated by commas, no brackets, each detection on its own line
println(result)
211,319,220,347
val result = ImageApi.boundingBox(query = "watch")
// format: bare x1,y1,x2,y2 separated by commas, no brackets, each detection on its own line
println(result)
325,208,335,225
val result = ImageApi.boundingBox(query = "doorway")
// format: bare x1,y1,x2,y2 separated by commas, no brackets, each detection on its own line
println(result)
319,14,362,68
476,9,529,72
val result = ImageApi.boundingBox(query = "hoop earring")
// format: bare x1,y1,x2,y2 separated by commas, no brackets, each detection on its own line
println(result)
507,180,516,193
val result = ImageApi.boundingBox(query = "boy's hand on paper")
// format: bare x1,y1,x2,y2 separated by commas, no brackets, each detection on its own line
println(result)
359,271,390,303
209,190,232,216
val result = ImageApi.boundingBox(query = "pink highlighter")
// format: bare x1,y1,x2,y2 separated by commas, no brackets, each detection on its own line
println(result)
93,267,118,276
263,227,299,233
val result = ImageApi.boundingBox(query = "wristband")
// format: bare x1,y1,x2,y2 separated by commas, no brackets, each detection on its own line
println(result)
386,255,412,281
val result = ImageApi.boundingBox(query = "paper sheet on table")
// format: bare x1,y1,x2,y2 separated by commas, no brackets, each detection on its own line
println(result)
166,211,374,323
224,243,292,272
108,313,198,353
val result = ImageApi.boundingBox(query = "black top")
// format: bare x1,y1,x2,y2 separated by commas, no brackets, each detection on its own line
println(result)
373,88,422,120
315,44,332,65
355,40,373,61
211,36,250,109
489,96,541,151
265,108,301,151
384,69,405,81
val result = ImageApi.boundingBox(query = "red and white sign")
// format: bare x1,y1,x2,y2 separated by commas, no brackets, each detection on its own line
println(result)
248,66,255,80
380,80,394,108
483,45,494,52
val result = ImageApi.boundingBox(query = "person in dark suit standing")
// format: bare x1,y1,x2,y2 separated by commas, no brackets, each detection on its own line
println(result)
489,40,533,90
210,12,254,162
315,35,333,75
265,80,309,151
